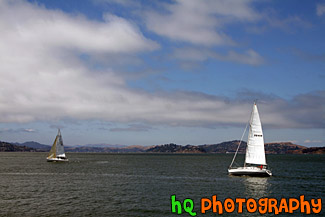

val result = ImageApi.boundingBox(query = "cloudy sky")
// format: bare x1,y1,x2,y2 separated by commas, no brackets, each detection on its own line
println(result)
0,0,324,147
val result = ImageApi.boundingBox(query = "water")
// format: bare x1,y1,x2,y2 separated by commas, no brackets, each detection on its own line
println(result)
0,153,324,216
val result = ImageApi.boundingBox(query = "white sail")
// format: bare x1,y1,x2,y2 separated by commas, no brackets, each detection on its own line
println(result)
47,137,57,159
47,129,68,162
55,129,66,158
245,103,267,165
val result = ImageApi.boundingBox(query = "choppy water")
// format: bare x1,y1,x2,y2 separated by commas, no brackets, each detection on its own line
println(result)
0,153,324,216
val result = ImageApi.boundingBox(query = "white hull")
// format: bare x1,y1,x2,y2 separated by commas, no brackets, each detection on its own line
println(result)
228,167,272,177
47,157,69,162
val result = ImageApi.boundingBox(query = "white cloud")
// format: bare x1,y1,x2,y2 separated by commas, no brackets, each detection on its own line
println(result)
110,124,153,132
93,0,140,7
0,128,36,133
317,3,325,16
172,47,264,65
265,14,312,32
304,140,322,143
145,0,259,46
0,0,323,130
0,0,154,122
143,0,266,65
223,49,264,65
0,1,158,54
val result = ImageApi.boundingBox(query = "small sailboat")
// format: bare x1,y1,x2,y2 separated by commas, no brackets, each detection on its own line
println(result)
228,102,272,177
47,129,68,162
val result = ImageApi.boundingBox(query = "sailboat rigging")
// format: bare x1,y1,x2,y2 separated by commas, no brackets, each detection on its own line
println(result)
228,102,272,177
47,129,68,162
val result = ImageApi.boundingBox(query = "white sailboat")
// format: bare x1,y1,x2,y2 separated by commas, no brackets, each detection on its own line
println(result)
228,102,272,177
47,129,68,162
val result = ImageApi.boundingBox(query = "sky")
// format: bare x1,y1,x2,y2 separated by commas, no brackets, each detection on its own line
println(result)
0,0,324,147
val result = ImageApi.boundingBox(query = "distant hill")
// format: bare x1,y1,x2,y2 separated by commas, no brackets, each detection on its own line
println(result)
0,141,39,152
1,140,323,154
65,145,150,153
14,141,51,151
199,140,245,153
264,142,307,154
75,144,127,148
145,141,324,154
146,143,206,153
298,146,325,154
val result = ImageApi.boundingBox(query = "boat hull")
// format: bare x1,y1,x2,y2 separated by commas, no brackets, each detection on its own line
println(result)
228,167,272,177
47,157,69,162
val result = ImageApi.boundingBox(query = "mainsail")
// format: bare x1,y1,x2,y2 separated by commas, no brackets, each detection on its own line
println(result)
245,103,267,165
47,129,66,159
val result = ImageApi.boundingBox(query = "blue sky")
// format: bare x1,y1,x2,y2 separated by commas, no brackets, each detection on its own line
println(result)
0,0,324,147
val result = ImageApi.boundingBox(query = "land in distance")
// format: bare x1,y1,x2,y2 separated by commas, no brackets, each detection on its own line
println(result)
1,140,324,154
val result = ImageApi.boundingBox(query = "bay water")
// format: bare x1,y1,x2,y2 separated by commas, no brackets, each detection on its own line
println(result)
0,153,323,216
